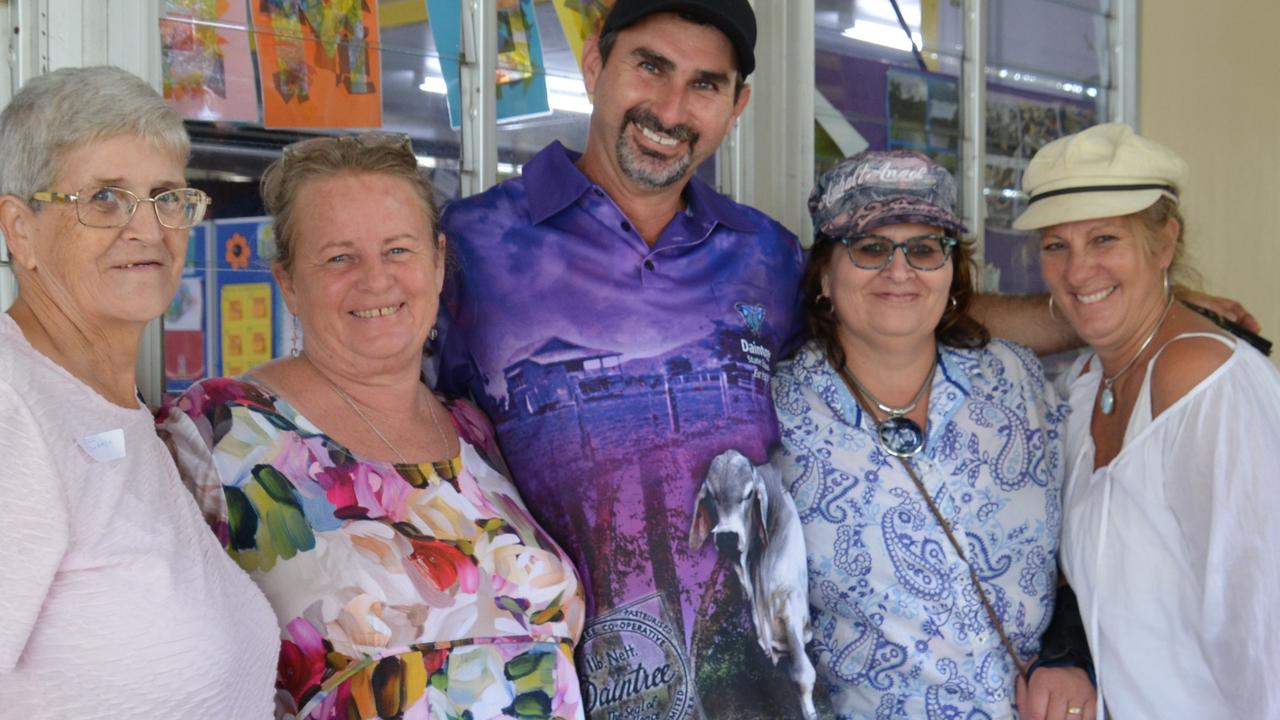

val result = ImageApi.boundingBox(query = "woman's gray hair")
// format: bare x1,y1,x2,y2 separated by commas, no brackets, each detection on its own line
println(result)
0,65,190,200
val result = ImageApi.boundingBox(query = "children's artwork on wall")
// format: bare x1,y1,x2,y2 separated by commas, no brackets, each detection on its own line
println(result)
212,218,277,377
251,0,382,129
220,282,274,376
165,223,213,395
428,0,550,129
551,0,613,75
160,0,260,122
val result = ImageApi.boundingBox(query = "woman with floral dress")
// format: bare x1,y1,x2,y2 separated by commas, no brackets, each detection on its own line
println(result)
160,134,585,719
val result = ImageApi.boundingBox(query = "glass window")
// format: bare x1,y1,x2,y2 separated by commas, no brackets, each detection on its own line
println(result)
814,0,965,180
983,0,1110,295
496,0,591,180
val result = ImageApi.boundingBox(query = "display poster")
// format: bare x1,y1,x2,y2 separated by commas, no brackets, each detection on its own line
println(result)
160,0,259,122
885,68,959,175
213,218,277,377
220,283,273,377
251,0,381,128
165,223,212,395
551,0,613,75
427,0,550,128
982,86,1097,256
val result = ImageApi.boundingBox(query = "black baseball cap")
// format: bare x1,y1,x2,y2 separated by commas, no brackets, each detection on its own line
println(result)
600,0,757,77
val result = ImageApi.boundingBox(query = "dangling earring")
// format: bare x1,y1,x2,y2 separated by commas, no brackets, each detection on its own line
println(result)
424,324,439,358
1163,270,1171,301
290,316,302,358
1048,295,1058,321
815,294,835,316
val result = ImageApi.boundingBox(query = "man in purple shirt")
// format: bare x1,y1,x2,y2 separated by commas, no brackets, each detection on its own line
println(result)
437,2,820,717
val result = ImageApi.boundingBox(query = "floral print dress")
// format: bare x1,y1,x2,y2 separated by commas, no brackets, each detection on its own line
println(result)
160,378,585,720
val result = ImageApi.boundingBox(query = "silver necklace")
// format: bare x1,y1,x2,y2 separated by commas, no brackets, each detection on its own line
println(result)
1098,295,1175,416
837,353,937,458
303,355,449,464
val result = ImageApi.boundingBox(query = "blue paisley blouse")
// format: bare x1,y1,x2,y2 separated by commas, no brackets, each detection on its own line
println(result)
773,340,1068,720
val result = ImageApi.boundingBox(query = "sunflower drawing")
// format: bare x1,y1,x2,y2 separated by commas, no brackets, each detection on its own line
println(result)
226,232,251,270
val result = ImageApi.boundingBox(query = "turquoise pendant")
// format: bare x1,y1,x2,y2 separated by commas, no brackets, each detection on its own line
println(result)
1100,386,1116,415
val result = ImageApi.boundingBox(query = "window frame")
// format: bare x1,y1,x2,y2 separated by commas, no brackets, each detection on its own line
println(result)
0,0,1138,403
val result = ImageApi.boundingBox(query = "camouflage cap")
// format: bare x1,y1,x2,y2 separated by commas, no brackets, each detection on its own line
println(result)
809,150,967,239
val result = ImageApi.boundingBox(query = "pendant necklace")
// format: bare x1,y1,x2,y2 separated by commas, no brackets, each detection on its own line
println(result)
837,354,937,458
1098,295,1175,416
303,354,449,463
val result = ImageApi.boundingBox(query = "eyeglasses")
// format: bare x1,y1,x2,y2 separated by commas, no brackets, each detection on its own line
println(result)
837,233,957,271
30,186,211,229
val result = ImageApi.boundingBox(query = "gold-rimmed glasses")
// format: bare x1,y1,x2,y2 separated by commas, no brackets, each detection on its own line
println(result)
30,186,211,229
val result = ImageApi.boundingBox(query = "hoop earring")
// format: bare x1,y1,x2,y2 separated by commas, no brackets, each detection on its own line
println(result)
948,295,958,312
815,294,835,316
1048,295,1057,321
290,316,302,358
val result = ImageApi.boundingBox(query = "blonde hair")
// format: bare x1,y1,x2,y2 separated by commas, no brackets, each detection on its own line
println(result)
1134,196,1200,289
260,134,439,274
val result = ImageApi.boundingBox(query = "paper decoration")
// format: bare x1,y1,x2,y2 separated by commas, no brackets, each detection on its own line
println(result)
212,217,277,377
251,0,382,129
551,0,614,75
427,0,550,128
220,282,274,376
165,223,212,395
160,0,260,122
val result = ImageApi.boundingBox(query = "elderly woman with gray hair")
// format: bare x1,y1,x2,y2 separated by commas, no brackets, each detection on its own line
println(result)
0,66,278,716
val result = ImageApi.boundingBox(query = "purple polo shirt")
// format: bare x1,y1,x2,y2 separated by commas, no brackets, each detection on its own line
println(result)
437,141,810,719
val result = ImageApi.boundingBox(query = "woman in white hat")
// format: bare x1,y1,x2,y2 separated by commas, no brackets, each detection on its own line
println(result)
1015,123,1280,718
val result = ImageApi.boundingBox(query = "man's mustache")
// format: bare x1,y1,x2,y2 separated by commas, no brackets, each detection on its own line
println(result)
624,108,699,146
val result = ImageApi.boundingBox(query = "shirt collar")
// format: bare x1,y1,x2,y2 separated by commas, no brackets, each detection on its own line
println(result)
805,341,978,437
523,140,757,235
683,172,756,235
525,141,595,224
937,345,976,396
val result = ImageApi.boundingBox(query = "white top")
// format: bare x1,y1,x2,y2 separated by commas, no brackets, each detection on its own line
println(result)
0,313,279,718
1060,333,1280,719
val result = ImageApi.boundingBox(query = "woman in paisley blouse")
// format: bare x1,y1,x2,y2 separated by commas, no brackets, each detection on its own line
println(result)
160,134,586,719
771,151,1093,719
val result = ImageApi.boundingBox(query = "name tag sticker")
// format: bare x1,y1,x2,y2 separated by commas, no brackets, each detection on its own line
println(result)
78,428,126,463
